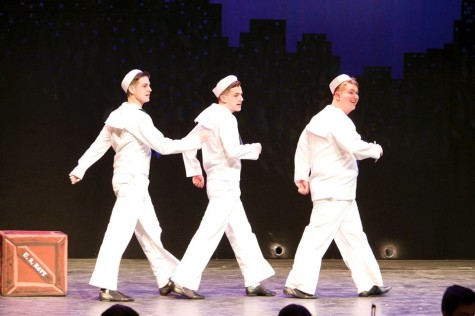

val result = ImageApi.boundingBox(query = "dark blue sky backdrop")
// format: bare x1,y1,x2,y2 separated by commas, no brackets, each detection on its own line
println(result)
209,0,461,78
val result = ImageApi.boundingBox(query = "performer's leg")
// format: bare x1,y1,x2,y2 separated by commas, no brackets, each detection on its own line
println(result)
171,180,237,290
285,199,346,294
135,187,179,289
225,197,275,287
334,200,384,293
89,173,142,290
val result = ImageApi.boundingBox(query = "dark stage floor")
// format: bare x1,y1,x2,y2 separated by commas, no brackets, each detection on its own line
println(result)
1,259,474,315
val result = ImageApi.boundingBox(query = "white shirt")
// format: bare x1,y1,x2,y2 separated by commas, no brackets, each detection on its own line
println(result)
71,102,201,179
183,103,260,181
294,104,382,201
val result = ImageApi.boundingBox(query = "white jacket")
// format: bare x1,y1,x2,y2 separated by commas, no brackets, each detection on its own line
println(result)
183,103,260,181
71,102,202,179
294,104,382,201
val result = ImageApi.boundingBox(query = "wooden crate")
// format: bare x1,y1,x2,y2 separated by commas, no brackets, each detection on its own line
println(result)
0,230,67,296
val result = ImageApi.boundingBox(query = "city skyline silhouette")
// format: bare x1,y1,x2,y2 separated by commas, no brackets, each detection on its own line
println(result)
210,0,461,78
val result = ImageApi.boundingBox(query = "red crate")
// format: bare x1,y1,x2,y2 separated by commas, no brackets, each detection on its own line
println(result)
0,230,67,296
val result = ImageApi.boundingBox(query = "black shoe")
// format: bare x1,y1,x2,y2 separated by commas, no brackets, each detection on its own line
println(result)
283,287,318,299
159,280,173,296
99,289,134,302
358,285,392,297
172,282,205,299
246,284,276,296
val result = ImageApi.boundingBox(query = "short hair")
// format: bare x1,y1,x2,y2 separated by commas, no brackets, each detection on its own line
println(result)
441,284,475,314
219,80,241,99
334,77,358,94
101,304,140,316
278,303,312,316
127,71,151,97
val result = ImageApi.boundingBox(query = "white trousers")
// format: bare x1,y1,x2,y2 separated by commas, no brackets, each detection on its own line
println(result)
171,179,275,290
89,173,179,290
285,199,383,294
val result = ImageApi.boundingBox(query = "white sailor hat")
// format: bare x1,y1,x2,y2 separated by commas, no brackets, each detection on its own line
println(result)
329,74,352,94
212,75,238,98
121,69,143,94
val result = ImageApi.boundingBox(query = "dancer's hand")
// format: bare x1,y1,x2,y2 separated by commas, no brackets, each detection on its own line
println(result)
192,175,205,188
69,173,81,185
297,180,309,195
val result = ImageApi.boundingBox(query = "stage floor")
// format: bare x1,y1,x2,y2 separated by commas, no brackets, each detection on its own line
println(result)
1,259,474,316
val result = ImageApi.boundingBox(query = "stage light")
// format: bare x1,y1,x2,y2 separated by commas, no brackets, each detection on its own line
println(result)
380,243,399,259
267,242,289,258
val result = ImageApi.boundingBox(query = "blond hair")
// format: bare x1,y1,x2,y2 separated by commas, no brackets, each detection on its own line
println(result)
334,78,358,94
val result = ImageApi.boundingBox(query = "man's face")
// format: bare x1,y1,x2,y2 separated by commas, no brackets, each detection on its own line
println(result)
222,86,244,113
336,83,359,115
130,76,152,105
